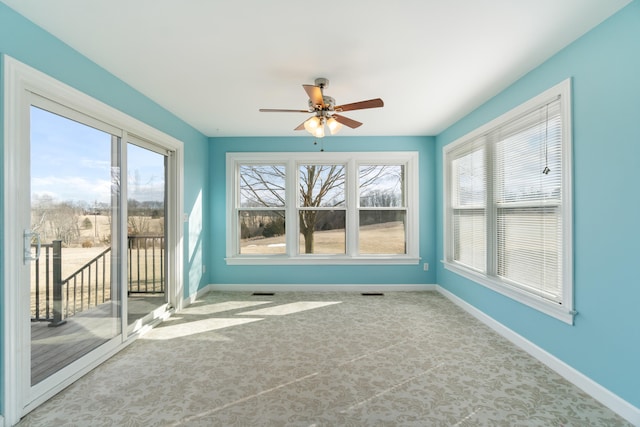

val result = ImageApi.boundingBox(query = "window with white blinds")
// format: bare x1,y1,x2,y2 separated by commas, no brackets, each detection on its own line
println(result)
451,146,486,272
444,79,574,324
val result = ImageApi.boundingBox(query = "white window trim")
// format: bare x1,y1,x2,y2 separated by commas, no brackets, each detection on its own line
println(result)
443,79,574,324
226,151,420,265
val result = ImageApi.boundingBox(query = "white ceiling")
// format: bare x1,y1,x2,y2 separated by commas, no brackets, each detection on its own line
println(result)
2,0,631,137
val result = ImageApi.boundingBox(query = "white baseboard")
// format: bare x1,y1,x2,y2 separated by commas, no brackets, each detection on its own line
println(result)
205,283,437,293
437,285,640,426
181,284,216,309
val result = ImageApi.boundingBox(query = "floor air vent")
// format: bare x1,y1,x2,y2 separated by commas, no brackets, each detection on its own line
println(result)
252,292,275,296
361,292,384,296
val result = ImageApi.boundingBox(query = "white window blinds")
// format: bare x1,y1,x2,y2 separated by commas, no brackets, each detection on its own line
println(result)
451,146,486,271
444,79,573,323
494,98,563,301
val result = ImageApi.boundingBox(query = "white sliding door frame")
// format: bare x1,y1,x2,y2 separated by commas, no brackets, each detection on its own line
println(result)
2,55,184,425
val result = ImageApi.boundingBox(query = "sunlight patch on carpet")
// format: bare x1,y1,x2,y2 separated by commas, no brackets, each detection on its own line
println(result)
143,317,264,340
237,301,341,316
181,301,272,315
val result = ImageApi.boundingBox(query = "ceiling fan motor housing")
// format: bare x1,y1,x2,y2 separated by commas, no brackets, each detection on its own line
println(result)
309,96,336,113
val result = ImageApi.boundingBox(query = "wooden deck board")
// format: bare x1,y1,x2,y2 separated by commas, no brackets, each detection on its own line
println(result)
31,294,165,385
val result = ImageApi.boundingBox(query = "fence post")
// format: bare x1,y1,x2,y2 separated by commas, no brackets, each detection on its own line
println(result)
49,240,67,327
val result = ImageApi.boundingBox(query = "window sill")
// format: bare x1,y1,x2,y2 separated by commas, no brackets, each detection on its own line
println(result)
442,261,575,325
226,256,421,266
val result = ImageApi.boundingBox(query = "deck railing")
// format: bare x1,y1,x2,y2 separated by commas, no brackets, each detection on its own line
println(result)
32,243,55,322
30,236,165,323
128,235,165,294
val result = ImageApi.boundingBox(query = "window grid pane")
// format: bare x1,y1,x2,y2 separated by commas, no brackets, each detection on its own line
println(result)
238,210,285,254
359,165,405,207
494,102,562,205
239,164,286,208
451,147,486,270
359,210,406,254
453,209,486,270
497,207,562,300
298,164,345,208
299,210,345,254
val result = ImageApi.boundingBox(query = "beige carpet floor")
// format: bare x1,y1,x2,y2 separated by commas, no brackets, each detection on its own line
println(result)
19,291,631,426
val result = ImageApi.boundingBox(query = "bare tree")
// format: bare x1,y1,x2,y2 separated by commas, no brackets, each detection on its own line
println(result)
31,194,53,241
51,202,81,245
128,213,151,235
31,196,81,245
239,165,286,207
298,164,345,253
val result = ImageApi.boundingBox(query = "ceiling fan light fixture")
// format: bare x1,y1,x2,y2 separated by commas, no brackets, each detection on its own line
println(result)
304,116,321,133
326,117,342,135
314,124,325,138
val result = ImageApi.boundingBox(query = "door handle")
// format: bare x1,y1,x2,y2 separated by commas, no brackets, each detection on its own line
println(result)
24,230,41,264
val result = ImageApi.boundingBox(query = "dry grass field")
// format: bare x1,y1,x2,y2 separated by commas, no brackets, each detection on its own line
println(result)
240,221,405,255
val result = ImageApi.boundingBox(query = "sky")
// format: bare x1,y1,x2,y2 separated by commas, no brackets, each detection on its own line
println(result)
30,106,165,206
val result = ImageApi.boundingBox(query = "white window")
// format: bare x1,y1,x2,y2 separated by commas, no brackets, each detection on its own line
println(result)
226,152,420,265
443,79,574,324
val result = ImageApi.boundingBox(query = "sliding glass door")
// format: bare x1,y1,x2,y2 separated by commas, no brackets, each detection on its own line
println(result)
29,102,123,387
24,99,174,403
27,103,175,388
3,56,183,425
126,141,169,332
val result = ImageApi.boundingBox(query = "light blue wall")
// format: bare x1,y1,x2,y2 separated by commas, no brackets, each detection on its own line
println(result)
208,136,436,285
435,1,640,408
2,0,639,419
0,3,210,415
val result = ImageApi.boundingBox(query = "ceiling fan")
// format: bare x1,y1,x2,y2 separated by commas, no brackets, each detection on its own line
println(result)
259,77,384,138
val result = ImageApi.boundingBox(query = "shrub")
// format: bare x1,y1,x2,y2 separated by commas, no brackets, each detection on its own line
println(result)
262,218,285,238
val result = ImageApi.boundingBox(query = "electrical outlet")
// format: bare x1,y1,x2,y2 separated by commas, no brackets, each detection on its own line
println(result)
423,263,429,271
202,265,206,273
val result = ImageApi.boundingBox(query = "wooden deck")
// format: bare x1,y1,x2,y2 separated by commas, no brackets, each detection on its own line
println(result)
31,294,166,385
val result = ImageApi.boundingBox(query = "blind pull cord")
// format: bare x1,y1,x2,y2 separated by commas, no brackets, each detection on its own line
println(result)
542,104,551,175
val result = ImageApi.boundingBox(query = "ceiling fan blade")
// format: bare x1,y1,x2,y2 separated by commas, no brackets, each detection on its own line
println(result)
259,108,310,113
335,98,384,112
303,84,325,108
333,114,362,129
294,121,306,131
